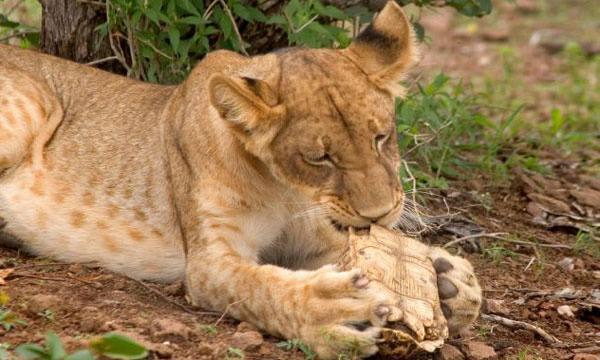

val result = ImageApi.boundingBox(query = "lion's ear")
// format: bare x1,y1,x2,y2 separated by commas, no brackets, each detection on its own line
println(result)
344,1,418,95
208,75,282,134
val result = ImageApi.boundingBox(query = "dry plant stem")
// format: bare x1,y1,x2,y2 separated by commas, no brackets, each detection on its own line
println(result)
401,160,428,231
443,232,571,249
128,277,218,316
218,0,249,56
86,56,119,66
10,273,93,285
105,0,132,74
481,313,560,344
213,298,247,327
76,0,105,7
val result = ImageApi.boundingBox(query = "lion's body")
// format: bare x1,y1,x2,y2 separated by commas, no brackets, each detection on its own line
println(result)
0,3,481,358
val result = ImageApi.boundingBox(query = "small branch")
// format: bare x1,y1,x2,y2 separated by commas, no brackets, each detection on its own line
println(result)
10,273,95,286
76,0,106,7
214,298,247,327
0,30,38,43
128,277,218,315
443,232,508,249
294,14,319,34
481,314,560,344
86,56,118,66
218,0,249,56
105,0,132,74
401,160,428,231
443,232,571,249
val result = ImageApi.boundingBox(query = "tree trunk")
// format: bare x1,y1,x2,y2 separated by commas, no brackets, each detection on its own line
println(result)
39,0,124,73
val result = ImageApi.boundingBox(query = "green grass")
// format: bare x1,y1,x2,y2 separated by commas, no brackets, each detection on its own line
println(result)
397,41,599,196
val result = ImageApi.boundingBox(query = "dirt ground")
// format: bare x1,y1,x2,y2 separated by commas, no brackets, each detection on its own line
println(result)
1,1,598,359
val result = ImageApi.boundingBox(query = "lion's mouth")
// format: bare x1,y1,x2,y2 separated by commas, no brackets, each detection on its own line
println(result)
330,219,370,234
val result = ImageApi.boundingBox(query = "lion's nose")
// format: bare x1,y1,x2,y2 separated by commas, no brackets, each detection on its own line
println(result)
358,203,394,222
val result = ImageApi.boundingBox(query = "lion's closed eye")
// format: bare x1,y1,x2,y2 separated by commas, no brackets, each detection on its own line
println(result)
303,152,335,167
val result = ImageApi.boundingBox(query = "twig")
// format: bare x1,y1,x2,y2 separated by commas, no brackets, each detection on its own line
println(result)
481,313,560,344
76,0,105,7
401,160,428,231
214,298,247,327
128,277,218,316
10,273,94,286
523,256,535,271
443,232,571,249
86,56,118,66
202,0,220,20
218,0,248,56
13,262,81,270
105,0,132,74
552,341,600,349
294,14,319,34
0,30,38,43
443,232,508,249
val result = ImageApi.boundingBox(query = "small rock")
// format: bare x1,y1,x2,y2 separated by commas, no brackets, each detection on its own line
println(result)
558,257,575,272
557,305,575,318
435,344,465,360
485,299,510,316
230,331,263,351
27,294,61,315
236,321,258,333
80,316,103,333
99,320,118,332
462,341,497,360
573,354,600,360
151,319,192,343
197,344,218,356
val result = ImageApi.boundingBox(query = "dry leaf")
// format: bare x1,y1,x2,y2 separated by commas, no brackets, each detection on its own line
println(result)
0,268,15,285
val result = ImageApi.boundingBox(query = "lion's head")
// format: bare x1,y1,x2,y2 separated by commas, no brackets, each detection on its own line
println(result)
209,2,417,232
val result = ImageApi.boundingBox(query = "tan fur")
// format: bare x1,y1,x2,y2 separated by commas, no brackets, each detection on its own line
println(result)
0,3,479,358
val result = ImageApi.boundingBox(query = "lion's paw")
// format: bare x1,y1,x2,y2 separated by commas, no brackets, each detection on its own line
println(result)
428,247,482,335
296,265,396,359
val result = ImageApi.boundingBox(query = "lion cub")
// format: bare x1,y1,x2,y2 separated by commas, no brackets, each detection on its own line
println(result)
0,2,480,358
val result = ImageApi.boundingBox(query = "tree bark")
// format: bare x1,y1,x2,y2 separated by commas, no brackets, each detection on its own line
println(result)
39,0,124,73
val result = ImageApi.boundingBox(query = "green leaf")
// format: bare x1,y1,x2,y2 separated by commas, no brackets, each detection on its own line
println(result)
168,27,180,52
411,20,425,42
45,332,66,360
178,16,205,25
64,350,95,360
177,0,200,16
212,7,233,40
0,15,20,29
89,333,148,360
227,347,244,359
15,344,48,360
314,2,347,20
232,3,267,23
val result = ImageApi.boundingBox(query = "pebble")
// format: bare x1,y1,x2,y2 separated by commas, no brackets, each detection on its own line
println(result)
573,354,600,360
462,341,497,360
485,299,510,316
151,318,193,343
435,344,465,360
230,330,264,351
27,294,61,315
557,305,575,318
558,257,575,272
